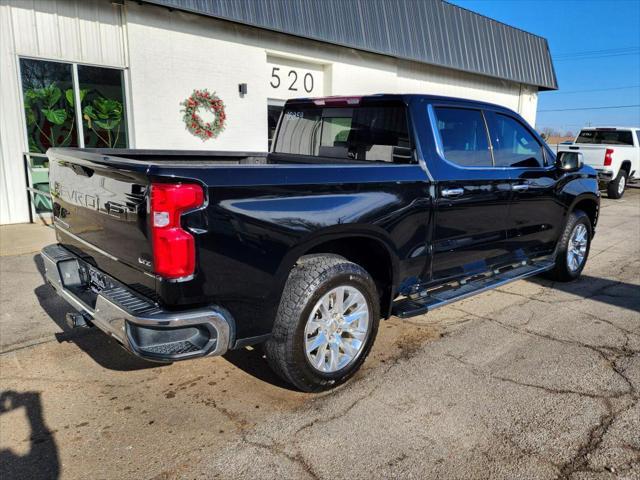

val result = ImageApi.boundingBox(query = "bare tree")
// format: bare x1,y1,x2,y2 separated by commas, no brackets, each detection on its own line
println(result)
539,127,560,140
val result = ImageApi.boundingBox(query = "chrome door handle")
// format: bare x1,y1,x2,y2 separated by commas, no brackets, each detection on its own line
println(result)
441,188,464,198
512,184,529,191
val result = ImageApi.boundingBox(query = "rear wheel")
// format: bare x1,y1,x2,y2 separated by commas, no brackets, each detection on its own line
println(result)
548,210,592,281
265,255,379,392
607,170,627,199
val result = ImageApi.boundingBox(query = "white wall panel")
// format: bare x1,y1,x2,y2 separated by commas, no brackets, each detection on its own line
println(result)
6,0,125,66
0,0,126,224
518,84,539,126
1,0,539,224
56,1,82,61
0,2,28,224
126,3,270,151
34,0,61,57
125,2,538,154
266,55,326,100
396,60,539,125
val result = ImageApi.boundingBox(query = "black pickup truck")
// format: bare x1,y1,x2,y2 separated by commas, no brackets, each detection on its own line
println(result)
42,94,599,391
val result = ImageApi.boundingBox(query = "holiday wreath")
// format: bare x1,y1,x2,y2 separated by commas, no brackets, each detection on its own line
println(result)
180,89,226,140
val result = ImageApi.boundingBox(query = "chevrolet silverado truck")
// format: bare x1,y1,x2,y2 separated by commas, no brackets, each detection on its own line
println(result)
42,94,600,392
557,127,640,199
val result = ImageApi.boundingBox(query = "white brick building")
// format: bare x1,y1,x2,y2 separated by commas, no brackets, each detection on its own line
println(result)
0,0,557,224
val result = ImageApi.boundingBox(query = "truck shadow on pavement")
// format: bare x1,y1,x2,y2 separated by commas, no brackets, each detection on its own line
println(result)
222,347,298,390
0,390,60,480
529,273,640,313
32,254,161,372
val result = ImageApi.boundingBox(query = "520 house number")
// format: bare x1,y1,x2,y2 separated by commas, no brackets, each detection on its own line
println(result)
270,67,314,93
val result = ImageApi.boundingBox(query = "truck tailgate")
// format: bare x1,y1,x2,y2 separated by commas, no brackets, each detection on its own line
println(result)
47,148,267,302
557,144,606,169
48,150,156,296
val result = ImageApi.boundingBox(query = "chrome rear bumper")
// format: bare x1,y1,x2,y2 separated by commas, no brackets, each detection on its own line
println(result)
595,169,614,182
41,244,234,362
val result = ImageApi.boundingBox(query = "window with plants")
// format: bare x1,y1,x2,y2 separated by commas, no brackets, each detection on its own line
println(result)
20,58,129,153
20,59,79,153
77,65,128,148
20,58,129,214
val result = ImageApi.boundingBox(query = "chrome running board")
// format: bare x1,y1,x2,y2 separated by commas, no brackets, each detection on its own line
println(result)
392,260,554,318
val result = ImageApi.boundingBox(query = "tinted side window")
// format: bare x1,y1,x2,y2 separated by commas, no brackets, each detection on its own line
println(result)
434,107,492,167
486,113,545,168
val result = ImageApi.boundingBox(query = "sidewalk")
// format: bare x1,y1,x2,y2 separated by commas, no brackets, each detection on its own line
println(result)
0,222,56,256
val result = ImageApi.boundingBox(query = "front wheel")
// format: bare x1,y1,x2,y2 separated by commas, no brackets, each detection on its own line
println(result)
547,210,592,282
607,170,627,199
265,255,380,392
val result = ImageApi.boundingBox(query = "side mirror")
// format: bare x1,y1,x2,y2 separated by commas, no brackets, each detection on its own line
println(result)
556,151,583,172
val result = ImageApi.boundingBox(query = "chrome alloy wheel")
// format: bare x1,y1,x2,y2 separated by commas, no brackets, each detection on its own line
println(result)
618,174,626,195
567,223,588,272
304,286,370,373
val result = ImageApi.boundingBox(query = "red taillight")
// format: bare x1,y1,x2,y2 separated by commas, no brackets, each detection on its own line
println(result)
604,148,614,166
150,183,204,279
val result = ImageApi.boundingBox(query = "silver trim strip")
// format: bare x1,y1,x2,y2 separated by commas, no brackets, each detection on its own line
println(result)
441,187,464,198
54,224,120,262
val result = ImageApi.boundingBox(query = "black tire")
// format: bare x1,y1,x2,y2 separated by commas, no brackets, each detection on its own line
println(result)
607,170,627,199
264,254,380,392
547,210,592,282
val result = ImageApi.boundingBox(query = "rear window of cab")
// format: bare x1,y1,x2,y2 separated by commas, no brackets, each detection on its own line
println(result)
274,102,413,163
576,130,634,146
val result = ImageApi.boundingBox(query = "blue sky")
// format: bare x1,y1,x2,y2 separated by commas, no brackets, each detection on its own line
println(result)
450,0,640,134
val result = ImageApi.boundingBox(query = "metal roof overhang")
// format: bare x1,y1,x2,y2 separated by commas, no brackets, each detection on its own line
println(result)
137,0,558,90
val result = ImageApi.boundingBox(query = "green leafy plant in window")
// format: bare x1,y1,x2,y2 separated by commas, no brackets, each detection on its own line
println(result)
24,80,124,150
23,83,83,152
83,97,123,147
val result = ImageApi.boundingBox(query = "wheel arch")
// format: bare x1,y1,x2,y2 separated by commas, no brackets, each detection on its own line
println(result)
275,227,400,319
619,160,632,175
568,193,599,234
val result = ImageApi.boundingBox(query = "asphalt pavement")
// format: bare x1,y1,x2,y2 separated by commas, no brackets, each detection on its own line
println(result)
1,189,638,480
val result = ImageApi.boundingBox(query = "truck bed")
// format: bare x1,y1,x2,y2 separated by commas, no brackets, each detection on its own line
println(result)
64,148,269,166
46,147,425,320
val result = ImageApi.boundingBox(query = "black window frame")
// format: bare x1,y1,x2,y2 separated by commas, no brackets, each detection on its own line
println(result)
267,99,285,151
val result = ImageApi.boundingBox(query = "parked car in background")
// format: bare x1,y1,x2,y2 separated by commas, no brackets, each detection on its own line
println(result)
42,94,600,391
558,127,640,199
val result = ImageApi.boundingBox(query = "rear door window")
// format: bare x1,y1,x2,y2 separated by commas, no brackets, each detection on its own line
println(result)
485,112,545,168
576,130,634,146
433,107,492,167
274,103,412,163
